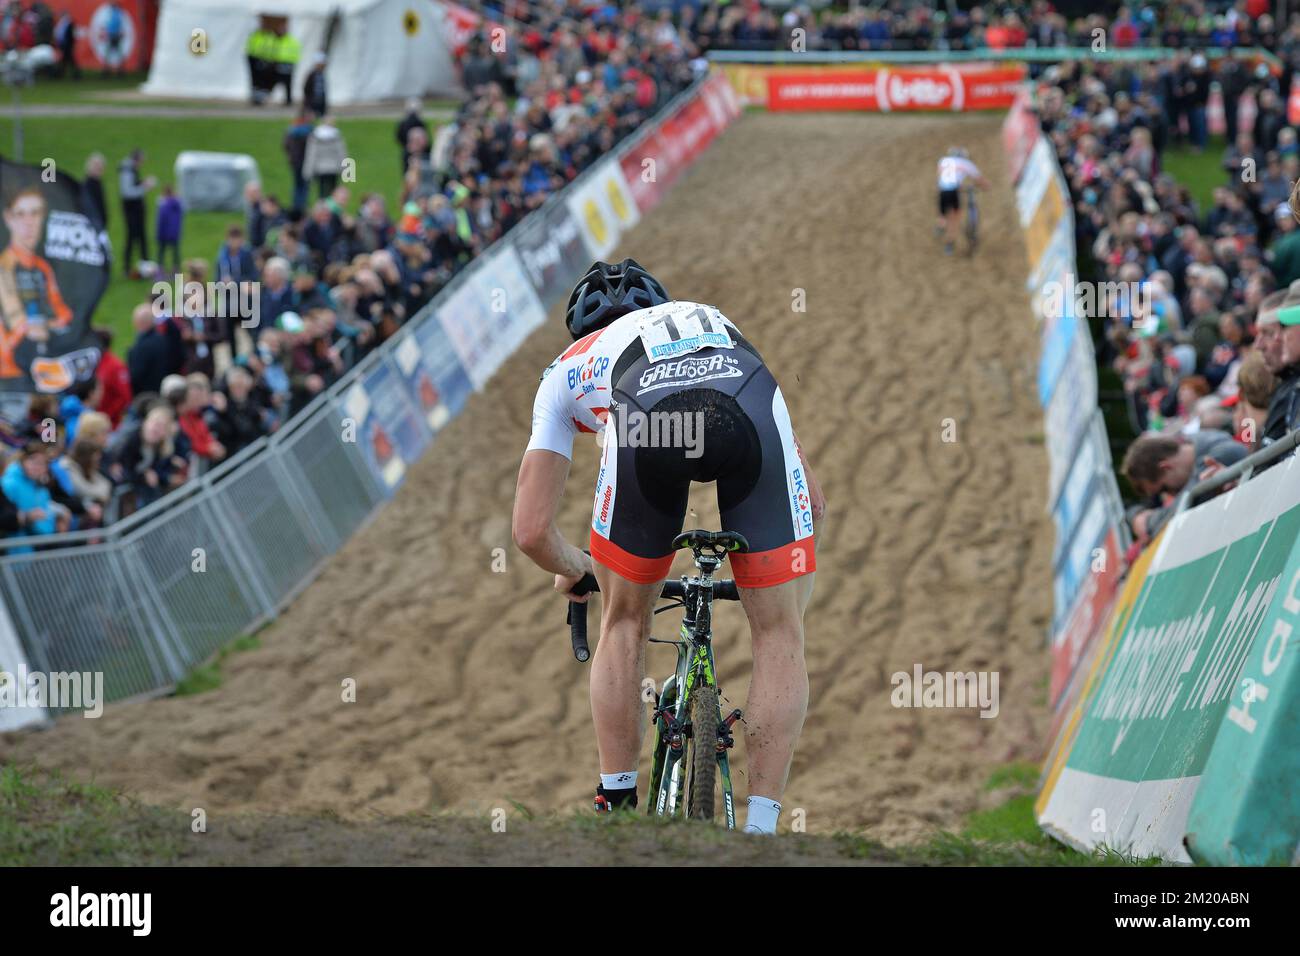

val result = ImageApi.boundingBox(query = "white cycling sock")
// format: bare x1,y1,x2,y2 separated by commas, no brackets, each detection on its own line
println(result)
745,796,781,834
600,771,638,791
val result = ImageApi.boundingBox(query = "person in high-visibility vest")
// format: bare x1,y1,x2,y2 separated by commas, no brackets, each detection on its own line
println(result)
246,27,276,105
270,28,301,106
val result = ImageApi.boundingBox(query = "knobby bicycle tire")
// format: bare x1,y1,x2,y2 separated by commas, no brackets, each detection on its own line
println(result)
688,685,719,822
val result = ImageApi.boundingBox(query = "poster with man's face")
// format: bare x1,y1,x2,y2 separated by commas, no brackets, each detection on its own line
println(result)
0,158,109,394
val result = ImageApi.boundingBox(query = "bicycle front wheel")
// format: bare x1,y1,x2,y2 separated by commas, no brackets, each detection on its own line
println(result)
687,685,718,822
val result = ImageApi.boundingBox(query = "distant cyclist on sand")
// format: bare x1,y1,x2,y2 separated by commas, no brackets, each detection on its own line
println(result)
512,259,825,834
936,147,989,256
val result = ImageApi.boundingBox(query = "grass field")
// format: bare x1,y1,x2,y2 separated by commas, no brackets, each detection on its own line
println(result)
0,74,430,353
1163,134,1230,211
0,761,1163,866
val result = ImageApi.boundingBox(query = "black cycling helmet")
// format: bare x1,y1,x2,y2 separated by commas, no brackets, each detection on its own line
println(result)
564,258,670,340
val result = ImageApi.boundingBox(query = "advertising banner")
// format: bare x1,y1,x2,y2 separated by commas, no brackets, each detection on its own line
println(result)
59,0,153,74
619,128,668,214
0,158,109,395
513,199,594,309
1042,317,1097,504
766,64,1026,112
394,317,472,435
1037,459,1300,860
1015,137,1054,231
565,158,641,261
1185,463,1300,865
1002,87,1040,185
1039,527,1163,814
1050,526,1122,709
341,357,431,492
436,245,545,390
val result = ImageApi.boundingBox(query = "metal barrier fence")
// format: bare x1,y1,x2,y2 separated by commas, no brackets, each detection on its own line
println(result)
1,74,717,716
0,389,385,713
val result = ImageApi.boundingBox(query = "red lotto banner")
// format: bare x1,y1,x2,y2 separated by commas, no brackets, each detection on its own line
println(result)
768,64,1027,113
619,73,739,214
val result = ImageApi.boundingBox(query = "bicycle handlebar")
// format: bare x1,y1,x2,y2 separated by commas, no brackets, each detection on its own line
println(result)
566,573,739,663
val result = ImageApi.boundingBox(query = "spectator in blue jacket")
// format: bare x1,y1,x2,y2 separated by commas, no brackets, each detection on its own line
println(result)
155,183,184,275
257,257,299,339
2,441,69,544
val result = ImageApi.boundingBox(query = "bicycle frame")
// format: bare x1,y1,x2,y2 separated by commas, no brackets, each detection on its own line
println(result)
646,552,740,829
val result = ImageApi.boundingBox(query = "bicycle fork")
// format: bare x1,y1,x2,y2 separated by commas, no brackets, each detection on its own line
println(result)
647,640,744,828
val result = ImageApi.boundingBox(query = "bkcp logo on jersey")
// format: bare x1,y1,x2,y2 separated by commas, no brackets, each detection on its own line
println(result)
636,354,743,395
568,355,609,395
790,466,813,537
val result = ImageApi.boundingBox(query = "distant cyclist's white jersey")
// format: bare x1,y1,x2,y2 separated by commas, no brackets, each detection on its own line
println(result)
527,301,740,461
937,157,981,191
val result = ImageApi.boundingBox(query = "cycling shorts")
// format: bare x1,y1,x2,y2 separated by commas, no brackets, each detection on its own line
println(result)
589,333,816,589
938,188,960,215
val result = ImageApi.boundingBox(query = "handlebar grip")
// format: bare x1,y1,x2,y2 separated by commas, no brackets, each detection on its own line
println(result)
567,573,599,663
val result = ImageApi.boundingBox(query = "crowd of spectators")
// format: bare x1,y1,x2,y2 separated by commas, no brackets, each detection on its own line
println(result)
1028,50,1300,557
0,0,706,547
631,1,1286,56
9,0,1300,552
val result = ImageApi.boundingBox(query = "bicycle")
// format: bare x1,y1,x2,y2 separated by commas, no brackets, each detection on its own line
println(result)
964,183,980,255
567,529,747,828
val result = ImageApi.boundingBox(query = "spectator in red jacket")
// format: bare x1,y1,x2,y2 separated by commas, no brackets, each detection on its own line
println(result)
1111,8,1141,48
93,327,133,427
174,372,226,464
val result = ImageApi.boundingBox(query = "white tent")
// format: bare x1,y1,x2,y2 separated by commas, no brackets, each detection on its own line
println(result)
143,0,463,104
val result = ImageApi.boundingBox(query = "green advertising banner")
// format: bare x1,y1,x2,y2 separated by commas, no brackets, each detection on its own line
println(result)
1037,457,1300,861
1185,529,1300,866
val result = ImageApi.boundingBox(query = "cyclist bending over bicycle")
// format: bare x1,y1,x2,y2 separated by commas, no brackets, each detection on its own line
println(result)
511,259,825,834
936,146,990,256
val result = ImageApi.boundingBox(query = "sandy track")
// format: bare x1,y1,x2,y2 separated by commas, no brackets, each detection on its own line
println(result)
6,112,1053,843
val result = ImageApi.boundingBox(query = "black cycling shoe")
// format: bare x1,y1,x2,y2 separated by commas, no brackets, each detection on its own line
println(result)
593,785,638,813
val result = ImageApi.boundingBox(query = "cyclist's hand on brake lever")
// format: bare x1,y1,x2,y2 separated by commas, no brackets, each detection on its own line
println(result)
556,550,595,601
556,572,591,602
